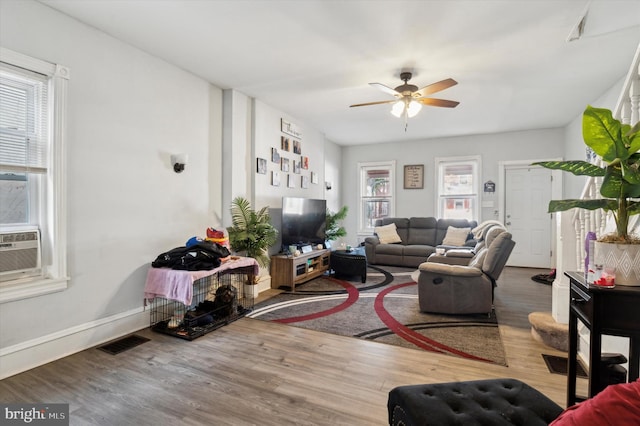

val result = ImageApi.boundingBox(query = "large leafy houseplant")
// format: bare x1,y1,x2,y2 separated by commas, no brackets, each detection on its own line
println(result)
534,105,640,243
325,206,348,242
227,196,278,268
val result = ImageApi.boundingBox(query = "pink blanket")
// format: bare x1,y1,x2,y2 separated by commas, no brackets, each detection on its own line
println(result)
144,257,259,306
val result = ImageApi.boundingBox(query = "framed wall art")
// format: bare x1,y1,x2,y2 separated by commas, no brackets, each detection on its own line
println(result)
272,171,280,187
281,136,290,152
403,164,424,189
281,157,290,172
256,157,267,174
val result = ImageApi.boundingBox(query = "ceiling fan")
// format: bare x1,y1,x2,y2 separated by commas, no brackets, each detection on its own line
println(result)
350,72,459,130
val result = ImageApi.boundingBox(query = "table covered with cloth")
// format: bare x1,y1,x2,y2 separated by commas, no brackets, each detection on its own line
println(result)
144,256,259,306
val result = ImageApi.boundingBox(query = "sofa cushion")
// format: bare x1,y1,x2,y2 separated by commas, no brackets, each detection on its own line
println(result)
435,219,477,245
407,217,437,245
377,218,409,244
442,226,471,246
375,223,403,244
403,245,434,258
375,243,405,256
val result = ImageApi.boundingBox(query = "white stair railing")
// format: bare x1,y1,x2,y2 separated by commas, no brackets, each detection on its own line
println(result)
570,42,640,271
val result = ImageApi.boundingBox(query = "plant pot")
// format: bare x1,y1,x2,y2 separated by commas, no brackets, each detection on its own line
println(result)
594,241,640,286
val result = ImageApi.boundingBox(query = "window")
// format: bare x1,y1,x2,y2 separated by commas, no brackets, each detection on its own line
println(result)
0,47,69,302
436,156,480,221
358,161,395,234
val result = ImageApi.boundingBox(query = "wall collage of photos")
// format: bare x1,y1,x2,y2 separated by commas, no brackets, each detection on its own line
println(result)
256,118,319,189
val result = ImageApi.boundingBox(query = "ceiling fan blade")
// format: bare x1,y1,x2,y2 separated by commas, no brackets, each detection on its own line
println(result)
369,82,400,97
417,98,460,108
350,99,398,108
415,78,458,97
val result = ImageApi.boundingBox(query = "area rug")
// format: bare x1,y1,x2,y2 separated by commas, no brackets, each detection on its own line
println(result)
248,265,508,366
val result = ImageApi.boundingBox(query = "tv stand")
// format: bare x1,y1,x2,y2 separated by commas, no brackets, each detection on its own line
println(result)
270,249,330,292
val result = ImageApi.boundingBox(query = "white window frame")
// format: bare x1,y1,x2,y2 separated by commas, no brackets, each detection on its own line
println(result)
0,47,69,303
435,155,480,222
357,160,396,235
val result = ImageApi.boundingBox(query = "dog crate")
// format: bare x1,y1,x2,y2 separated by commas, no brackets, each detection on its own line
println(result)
150,266,255,340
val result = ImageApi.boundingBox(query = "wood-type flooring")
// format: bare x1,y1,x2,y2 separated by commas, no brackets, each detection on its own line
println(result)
0,266,581,425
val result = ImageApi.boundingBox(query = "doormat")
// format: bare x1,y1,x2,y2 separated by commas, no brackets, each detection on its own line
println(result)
97,335,150,355
542,354,588,378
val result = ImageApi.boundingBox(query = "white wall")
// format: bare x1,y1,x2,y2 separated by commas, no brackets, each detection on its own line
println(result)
0,0,221,376
341,128,565,237
323,139,342,213
251,99,327,251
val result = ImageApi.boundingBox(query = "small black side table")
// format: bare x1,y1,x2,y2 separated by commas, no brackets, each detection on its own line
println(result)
330,247,367,283
565,271,640,406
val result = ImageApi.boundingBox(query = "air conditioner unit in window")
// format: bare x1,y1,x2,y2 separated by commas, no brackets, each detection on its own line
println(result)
0,230,42,282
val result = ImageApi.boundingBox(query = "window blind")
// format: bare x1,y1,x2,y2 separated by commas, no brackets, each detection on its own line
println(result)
0,63,48,174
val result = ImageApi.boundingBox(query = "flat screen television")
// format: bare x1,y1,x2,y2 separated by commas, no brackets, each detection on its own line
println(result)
281,197,327,249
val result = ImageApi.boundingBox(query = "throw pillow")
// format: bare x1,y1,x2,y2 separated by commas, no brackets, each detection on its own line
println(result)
550,379,640,425
441,226,471,246
375,223,402,244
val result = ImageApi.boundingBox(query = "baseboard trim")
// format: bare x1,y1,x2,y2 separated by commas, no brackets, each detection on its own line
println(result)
0,306,149,379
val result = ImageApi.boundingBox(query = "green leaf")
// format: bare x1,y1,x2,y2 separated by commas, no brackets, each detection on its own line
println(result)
583,106,625,162
547,199,616,213
532,160,604,177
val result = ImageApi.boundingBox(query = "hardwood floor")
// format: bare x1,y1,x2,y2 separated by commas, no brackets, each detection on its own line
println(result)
0,266,579,425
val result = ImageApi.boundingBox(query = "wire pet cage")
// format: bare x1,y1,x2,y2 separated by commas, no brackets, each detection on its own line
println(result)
150,266,255,340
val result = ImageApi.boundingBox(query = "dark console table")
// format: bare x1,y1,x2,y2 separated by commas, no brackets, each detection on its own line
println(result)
565,271,640,406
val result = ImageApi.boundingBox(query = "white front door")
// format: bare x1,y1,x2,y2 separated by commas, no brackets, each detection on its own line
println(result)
504,166,552,268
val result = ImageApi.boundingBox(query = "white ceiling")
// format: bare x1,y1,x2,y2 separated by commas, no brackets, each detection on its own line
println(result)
40,0,640,146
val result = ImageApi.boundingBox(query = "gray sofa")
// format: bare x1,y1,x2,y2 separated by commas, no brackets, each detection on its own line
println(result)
364,217,477,268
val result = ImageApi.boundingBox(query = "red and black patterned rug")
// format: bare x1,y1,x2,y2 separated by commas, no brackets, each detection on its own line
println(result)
248,265,507,366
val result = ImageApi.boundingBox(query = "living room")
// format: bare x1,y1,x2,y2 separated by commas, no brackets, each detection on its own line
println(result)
1,1,640,423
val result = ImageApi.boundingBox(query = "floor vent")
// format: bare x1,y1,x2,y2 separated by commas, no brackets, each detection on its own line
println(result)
542,354,587,378
97,335,150,355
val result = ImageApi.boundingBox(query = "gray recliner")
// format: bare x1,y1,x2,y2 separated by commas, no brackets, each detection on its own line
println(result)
415,228,515,315
426,224,506,266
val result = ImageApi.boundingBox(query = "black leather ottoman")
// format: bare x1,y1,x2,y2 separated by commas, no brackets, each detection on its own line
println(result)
330,249,367,283
388,378,563,426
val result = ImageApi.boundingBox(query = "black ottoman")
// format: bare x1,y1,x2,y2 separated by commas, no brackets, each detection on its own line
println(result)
330,249,367,283
388,378,563,426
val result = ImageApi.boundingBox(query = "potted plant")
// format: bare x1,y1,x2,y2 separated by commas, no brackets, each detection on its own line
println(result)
325,206,348,242
533,105,640,285
227,196,278,270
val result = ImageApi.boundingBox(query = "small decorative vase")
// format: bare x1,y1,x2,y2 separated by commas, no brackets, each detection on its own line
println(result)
594,241,640,286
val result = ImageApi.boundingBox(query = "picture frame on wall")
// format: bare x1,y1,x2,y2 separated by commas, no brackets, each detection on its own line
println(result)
272,171,280,187
403,164,424,189
301,156,309,170
311,171,318,184
256,157,267,174
271,148,280,163
287,174,295,188
281,136,290,152
301,175,309,189
293,139,301,154
281,157,290,172
293,160,301,174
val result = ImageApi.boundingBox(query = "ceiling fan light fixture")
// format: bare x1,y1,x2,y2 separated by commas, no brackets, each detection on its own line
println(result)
407,100,422,118
391,100,405,117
